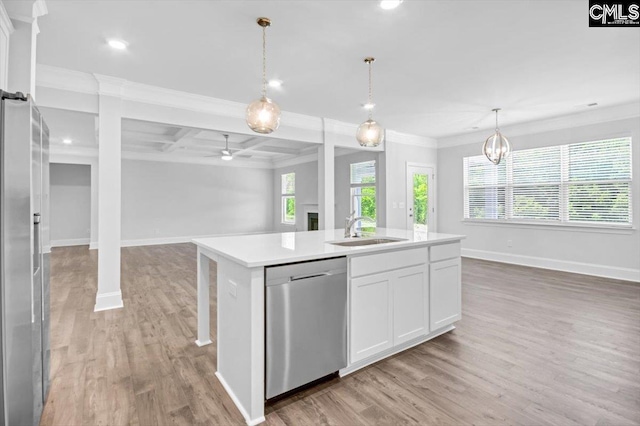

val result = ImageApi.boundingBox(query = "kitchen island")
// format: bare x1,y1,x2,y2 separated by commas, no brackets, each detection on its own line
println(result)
193,228,465,425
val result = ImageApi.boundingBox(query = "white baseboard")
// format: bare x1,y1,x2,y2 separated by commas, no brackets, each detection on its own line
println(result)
462,248,640,283
51,238,90,247
89,241,98,250
215,371,265,426
94,290,124,312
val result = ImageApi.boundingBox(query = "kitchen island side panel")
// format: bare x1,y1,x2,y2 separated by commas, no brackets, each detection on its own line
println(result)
216,256,265,425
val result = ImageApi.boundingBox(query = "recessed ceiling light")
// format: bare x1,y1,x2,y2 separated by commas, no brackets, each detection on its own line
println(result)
363,102,376,110
587,102,598,107
380,0,403,10
107,39,128,50
469,126,479,130
268,79,283,88
62,138,72,144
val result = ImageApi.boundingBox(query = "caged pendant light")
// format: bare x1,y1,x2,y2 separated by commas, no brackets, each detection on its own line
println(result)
356,57,384,147
246,17,281,134
482,108,511,165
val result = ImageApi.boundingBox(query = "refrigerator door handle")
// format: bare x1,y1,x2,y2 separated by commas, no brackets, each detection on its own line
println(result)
33,213,41,323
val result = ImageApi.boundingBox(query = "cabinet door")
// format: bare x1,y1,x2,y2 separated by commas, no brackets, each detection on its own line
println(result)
430,258,461,330
350,272,393,363
393,264,429,345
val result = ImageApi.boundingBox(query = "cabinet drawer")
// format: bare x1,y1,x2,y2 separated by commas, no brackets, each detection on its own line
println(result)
350,247,428,278
430,242,461,262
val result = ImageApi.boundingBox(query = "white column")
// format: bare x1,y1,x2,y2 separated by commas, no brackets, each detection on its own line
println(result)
89,159,99,249
94,74,125,312
318,118,335,230
195,248,212,346
4,0,46,97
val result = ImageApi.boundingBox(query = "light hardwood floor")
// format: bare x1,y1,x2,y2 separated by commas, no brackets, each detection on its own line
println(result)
41,244,640,425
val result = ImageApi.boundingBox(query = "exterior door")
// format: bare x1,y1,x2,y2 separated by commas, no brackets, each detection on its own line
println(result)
406,164,434,232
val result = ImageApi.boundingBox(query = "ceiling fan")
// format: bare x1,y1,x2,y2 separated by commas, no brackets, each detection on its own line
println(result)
205,134,253,160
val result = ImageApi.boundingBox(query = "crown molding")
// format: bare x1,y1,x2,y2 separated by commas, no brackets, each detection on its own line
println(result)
94,73,127,97
39,64,326,132
36,64,441,152
38,65,97,94
33,0,48,18
386,129,438,149
4,0,47,24
438,101,640,149
0,1,14,36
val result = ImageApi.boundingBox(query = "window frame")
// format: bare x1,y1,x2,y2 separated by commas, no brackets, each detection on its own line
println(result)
463,137,633,230
350,160,377,230
281,172,295,225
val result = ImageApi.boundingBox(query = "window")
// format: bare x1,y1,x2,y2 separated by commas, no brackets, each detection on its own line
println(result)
463,137,632,226
281,172,295,224
350,160,376,231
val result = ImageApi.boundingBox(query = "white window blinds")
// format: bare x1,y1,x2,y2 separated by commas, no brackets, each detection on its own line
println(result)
464,137,632,226
350,160,376,185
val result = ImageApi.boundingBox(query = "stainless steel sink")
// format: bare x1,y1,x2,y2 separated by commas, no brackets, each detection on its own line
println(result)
329,237,407,247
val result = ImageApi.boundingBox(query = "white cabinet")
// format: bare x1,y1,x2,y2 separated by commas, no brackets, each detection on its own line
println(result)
350,272,394,363
349,243,461,367
393,264,429,345
350,263,429,363
429,257,461,330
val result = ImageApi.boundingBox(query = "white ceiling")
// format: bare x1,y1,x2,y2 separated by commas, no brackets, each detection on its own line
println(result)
28,0,640,138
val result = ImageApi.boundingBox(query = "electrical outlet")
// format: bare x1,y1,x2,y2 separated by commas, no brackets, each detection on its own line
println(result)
228,280,237,298
392,202,398,209
153,228,160,236
399,202,405,209
507,239,513,247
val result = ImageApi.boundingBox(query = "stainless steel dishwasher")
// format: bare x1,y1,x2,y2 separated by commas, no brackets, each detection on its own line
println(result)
266,257,348,400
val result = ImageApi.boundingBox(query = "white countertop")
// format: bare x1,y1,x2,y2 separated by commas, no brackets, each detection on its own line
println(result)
193,228,465,268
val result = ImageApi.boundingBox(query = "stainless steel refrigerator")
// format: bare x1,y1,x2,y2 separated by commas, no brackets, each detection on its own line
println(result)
0,91,50,426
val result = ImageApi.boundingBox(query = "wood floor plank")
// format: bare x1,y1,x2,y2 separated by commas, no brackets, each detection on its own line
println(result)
41,245,640,426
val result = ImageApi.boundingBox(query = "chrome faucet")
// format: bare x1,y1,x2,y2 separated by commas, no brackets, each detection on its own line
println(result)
344,211,374,238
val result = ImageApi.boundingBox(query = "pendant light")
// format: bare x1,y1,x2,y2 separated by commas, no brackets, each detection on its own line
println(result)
356,57,384,147
482,108,511,165
246,17,281,134
221,134,233,161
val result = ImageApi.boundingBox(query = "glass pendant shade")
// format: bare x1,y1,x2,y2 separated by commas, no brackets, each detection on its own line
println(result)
246,17,281,134
356,57,383,147
356,119,384,147
246,96,281,134
482,131,511,165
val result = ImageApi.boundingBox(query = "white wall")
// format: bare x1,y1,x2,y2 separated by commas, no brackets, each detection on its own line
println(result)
50,163,91,246
437,116,640,281
121,160,274,244
272,161,318,232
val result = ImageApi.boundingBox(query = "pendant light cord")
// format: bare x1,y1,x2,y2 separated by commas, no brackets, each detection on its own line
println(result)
368,60,373,120
262,25,267,98
495,109,499,132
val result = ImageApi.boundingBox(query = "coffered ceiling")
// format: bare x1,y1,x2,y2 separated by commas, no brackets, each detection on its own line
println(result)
40,107,319,165
22,1,640,138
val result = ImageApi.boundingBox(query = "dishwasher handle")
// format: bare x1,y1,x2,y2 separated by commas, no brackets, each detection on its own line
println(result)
289,272,332,282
